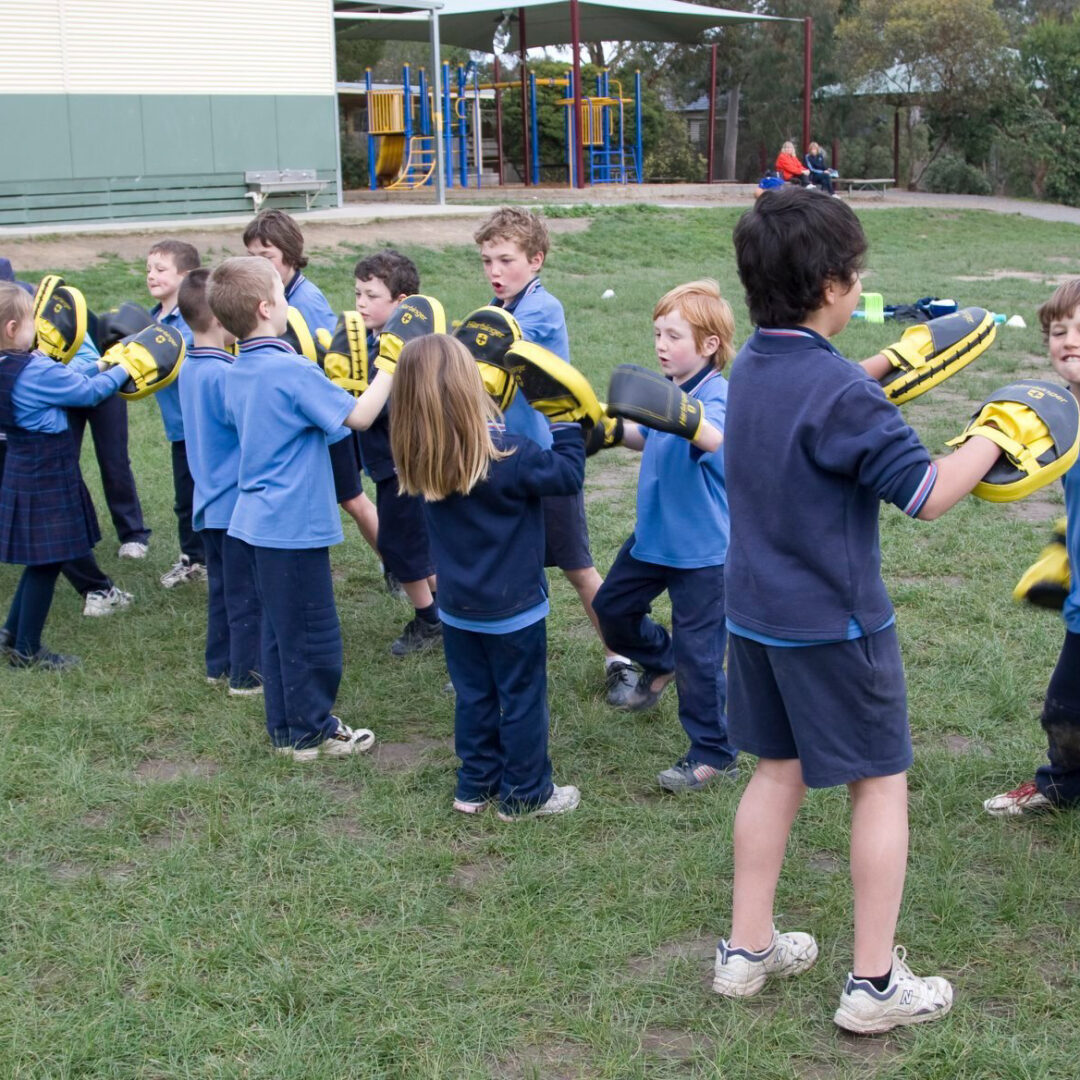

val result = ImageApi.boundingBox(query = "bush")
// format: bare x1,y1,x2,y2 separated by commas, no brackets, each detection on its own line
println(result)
642,121,706,183
921,153,992,195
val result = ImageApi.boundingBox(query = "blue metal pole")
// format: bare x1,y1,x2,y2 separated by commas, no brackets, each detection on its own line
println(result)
564,69,574,188
530,73,540,185
457,64,468,188
598,71,608,182
402,64,412,140
366,68,377,191
473,65,482,188
442,62,453,188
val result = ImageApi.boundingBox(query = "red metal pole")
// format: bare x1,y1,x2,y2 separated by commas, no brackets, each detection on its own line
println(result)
802,17,812,154
707,42,717,184
571,0,585,189
893,108,900,185
494,53,505,186
519,8,530,186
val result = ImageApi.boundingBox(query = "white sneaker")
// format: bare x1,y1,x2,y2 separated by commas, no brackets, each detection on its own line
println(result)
82,587,134,617
228,683,264,698
983,780,1054,817
833,946,953,1034
712,928,819,997
117,541,149,559
497,783,580,822
160,556,207,588
288,718,376,762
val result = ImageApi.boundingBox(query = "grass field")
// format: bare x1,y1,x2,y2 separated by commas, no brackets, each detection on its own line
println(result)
2,205,1079,1079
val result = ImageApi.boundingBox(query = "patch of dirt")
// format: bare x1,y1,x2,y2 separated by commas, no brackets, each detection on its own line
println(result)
134,757,220,781
943,734,990,757
583,449,638,506
323,817,379,843
79,809,112,828
641,1027,713,1061
1005,490,1064,523
808,852,844,874
3,216,592,273
449,854,504,890
954,270,1065,284
372,736,452,771
144,808,201,850
50,859,135,882
797,1035,902,1078
626,933,715,977
490,1039,592,1080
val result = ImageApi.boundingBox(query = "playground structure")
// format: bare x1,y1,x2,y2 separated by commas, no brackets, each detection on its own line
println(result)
362,64,644,191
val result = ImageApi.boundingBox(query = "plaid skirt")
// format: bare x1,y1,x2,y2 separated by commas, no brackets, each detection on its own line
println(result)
0,428,100,565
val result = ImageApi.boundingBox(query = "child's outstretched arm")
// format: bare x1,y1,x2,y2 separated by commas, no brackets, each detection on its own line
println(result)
916,437,1000,520
343,368,391,431
606,365,723,453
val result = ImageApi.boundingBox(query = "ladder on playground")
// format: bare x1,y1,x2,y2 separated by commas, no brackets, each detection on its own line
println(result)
589,147,640,184
386,135,437,190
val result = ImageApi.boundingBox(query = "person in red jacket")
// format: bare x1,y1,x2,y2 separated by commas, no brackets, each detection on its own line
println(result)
775,141,810,186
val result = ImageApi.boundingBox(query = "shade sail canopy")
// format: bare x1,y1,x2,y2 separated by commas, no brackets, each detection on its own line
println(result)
336,0,788,53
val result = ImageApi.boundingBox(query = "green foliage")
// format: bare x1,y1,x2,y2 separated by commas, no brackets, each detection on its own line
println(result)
4,207,1080,1076
921,152,993,195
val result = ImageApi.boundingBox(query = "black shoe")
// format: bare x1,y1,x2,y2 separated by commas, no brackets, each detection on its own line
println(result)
616,669,673,712
390,616,443,657
10,648,81,671
605,660,639,708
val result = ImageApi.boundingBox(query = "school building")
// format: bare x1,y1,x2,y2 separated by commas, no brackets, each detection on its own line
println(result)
0,0,341,226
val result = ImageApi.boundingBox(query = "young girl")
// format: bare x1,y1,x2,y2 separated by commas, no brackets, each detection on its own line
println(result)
0,283,132,668
390,334,584,820
243,209,381,564
593,280,738,792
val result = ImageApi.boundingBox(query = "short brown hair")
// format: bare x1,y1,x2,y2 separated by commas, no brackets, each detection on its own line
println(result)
473,207,550,260
653,279,736,370
1038,278,1080,341
354,249,420,298
0,281,32,348
242,209,308,271
207,257,278,340
148,238,201,273
178,267,215,334
390,334,510,500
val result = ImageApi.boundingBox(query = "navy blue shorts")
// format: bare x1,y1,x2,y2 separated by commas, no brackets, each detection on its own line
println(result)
375,476,434,583
727,626,913,788
329,434,363,504
542,490,593,571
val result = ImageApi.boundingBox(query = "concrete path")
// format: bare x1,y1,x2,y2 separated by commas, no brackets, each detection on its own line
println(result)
1,185,1078,240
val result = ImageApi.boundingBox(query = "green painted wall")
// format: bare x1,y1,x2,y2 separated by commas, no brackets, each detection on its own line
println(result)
0,93,338,224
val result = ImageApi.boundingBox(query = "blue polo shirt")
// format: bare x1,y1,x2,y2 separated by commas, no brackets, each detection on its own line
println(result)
1063,458,1080,634
724,326,937,642
177,346,240,531
632,365,730,569
7,351,127,432
286,272,336,335
496,277,569,450
150,303,193,441
224,337,356,549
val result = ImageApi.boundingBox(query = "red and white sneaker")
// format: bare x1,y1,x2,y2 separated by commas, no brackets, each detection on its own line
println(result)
983,779,1054,817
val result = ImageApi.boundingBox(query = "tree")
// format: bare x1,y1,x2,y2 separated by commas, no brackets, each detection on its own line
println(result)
836,0,1010,186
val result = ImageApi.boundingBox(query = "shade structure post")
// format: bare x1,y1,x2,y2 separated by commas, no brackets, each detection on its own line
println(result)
429,11,446,205
570,0,585,188
707,42,717,183
802,16,812,155
519,7,531,186
494,53,505,185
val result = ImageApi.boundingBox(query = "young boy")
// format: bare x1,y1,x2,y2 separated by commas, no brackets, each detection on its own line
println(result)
473,207,634,697
207,256,391,760
593,281,738,792
243,210,381,562
984,278,1080,817
176,268,261,695
354,250,440,656
712,186,1004,1033
146,239,207,588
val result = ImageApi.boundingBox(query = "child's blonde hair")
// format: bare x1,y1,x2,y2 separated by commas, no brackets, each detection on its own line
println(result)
1038,277,1080,341
473,206,550,260
207,257,277,340
390,334,510,500
653,279,736,370
0,282,32,349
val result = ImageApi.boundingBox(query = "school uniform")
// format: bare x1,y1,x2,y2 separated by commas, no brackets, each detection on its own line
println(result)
427,422,584,815
357,328,434,584
0,349,127,654
593,366,737,771
224,336,356,749
723,326,938,787
178,345,260,689
494,276,593,571
66,336,150,545
285,271,336,335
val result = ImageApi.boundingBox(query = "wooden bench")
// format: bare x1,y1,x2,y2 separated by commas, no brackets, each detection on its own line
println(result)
834,177,896,198
244,169,328,212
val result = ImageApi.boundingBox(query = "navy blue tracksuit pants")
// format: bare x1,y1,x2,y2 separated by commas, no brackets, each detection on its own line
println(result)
239,542,342,749
443,618,554,814
593,537,736,771
67,396,149,544
1036,630,1080,805
202,528,261,689
170,441,205,564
